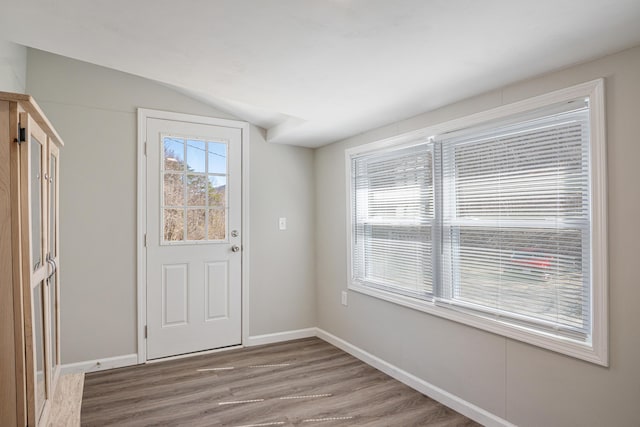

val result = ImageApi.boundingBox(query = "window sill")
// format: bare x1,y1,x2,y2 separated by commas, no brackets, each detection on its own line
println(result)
348,281,607,366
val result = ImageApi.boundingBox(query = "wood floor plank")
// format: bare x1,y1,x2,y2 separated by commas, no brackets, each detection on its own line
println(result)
81,338,480,426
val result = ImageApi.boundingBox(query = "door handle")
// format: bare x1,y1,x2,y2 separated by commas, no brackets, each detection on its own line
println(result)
231,245,241,253
46,255,57,280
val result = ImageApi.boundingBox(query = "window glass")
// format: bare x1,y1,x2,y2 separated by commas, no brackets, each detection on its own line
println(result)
31,138,42,270
441,107,590,338
352,143,434,298
348,85,605,363
162,136,228,242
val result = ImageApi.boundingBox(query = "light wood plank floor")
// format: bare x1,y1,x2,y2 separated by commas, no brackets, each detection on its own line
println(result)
49,373,84,427
81,338,480,426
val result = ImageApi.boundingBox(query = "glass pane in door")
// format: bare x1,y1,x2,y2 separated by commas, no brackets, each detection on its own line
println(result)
31,138,42,270
49,155,56,257
49,273,57,372
49,153,58,371
161,136,230,243
33,281,47,417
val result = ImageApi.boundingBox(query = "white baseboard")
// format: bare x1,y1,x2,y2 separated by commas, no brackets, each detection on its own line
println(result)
60,353,138,375
245,327,317,347
315,328,514,427
59,326,316,374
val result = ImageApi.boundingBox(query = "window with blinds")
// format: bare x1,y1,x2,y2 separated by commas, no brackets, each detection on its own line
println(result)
347,80,607,365
351,143,434,299
440,105,591,341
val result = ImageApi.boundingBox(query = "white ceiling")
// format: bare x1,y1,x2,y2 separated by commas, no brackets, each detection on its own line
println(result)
2,1,640,147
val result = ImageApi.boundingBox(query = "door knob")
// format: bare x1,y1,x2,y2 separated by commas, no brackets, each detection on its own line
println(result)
231,245,241,252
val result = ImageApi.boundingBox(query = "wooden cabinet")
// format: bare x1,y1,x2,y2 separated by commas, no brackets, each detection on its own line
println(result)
0,91,63,426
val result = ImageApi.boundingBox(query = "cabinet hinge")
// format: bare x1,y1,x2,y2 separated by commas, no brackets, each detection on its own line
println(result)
144,142,147,156
15,124,25,144
144,233,147,247
144,325,148,339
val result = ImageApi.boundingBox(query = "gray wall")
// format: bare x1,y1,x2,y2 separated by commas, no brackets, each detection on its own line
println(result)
315,46,640,427
24,41,640,426
26,49,316,363
0,41,26,93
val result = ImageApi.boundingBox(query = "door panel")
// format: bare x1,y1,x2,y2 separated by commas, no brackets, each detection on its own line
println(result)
205,261,229,320
146,118,242,359
162,264,188,326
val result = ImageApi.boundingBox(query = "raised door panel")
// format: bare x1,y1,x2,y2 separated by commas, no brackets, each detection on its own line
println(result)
162,264,189,326
205,261,229,320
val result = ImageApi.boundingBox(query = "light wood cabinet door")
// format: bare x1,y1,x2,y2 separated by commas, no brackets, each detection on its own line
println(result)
22,112,61,426
0,91,64,427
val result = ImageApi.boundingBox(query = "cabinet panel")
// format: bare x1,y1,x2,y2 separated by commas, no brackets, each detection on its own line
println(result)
30,136,42,272
33,281,47,419
0,100,18,427
0,92,64,426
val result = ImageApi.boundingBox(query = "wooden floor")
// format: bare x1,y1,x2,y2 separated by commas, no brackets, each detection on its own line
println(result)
49,373,84,427
81,338,480,426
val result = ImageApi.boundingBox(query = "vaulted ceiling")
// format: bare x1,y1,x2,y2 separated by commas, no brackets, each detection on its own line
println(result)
2,1,640,147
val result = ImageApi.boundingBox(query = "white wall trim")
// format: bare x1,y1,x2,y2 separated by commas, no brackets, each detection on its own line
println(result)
315,328,515,427
136,108,250,364
241,124,251,346
60,353,138,375
245,328,317,347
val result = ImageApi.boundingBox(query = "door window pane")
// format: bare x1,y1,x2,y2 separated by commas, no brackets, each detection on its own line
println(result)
163,174,184,206
207,141,227,174
31,138,42,270
208,176,226,207
208,209,226,240
164,138,184,171
187,174,207,206
186,140,206,173
187,209,206,240
164,209,184,241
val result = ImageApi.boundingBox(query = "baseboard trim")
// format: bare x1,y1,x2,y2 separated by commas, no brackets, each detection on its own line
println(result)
60,353,139,375
315,328,514,427
245,328,317,347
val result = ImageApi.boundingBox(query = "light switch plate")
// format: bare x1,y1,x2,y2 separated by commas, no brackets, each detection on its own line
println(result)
279,217,287,230
341,291,348,306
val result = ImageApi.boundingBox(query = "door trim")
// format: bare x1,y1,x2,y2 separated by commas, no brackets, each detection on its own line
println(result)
136,108,250,364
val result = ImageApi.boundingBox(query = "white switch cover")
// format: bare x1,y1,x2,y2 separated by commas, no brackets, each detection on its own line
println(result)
341,291,348,306
279,217,287,230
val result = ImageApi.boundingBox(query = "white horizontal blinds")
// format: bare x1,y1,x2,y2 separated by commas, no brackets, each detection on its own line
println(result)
352,142,434,298
440,103,591,338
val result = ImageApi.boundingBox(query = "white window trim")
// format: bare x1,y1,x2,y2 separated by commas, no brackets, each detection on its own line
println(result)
345,79,608,366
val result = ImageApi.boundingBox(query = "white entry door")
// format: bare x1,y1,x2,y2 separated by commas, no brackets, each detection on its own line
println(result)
146,116,242,360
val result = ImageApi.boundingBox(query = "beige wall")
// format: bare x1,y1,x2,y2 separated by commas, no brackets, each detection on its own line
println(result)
26,48,316,363
315,45,640,427
0,41,26,93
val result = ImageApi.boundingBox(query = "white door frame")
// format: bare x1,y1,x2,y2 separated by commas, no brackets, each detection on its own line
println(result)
136,108,250,364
